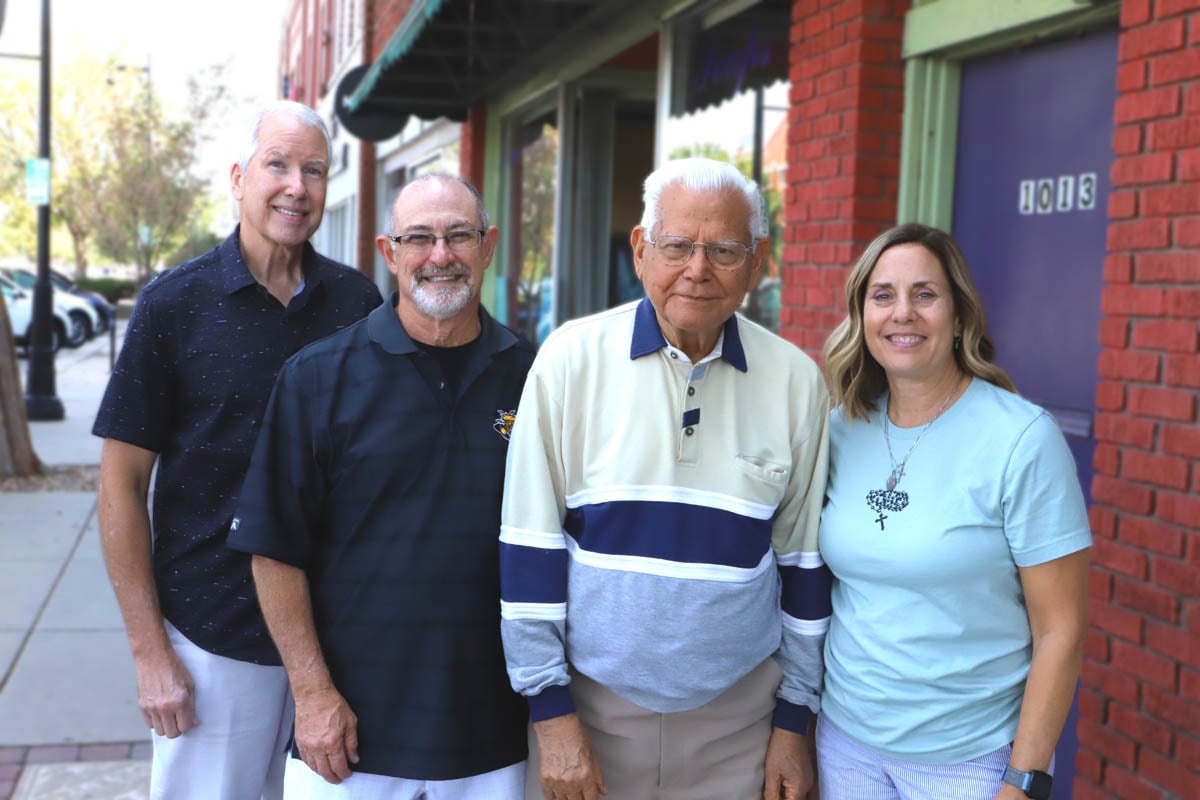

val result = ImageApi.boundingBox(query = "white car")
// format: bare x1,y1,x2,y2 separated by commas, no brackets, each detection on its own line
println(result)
0,274,82,353
1,266,98,347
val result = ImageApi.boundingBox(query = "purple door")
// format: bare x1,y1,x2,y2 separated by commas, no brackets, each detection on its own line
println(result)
952,27,1118,800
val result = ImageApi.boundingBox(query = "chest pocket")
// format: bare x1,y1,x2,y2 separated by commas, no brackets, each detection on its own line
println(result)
735,455,791,510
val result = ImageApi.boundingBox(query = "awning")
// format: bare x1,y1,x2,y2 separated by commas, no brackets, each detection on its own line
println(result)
342,0,611,129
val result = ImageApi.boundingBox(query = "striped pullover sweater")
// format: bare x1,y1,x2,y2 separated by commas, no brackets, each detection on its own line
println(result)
499,298,831,733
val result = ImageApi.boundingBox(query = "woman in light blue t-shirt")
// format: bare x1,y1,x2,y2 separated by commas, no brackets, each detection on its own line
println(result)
816,223,1091,800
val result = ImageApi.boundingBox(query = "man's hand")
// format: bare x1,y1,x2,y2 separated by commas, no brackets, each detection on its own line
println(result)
533,713,606,800
294,687,359,784
134,648,196,738
764,727,815,800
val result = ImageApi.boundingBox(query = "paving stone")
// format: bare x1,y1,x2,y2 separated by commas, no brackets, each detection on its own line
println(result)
21,747,76,765
78,744,130,761
11,760,149,800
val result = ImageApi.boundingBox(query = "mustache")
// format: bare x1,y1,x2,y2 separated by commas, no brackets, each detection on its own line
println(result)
414,265,469,280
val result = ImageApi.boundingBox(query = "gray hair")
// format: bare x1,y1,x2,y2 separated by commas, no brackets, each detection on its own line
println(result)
237,100,332,171
640,157,766,242
401,173,491,229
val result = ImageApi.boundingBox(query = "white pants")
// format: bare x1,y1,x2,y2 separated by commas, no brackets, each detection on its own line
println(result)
817,716,1046,800
150,621,294,800
283,756,525,799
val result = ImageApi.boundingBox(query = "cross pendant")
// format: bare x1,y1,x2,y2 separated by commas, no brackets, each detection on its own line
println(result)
875,512,887,530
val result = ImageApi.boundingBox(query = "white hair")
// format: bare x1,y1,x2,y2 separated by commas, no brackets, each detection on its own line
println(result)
237,100,332,171
640,157,766,242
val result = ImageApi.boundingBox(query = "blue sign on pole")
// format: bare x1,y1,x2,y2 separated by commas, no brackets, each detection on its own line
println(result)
25,158,50,206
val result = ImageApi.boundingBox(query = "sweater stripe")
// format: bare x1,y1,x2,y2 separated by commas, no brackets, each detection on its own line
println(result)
564,499,772,568
566,484,776,520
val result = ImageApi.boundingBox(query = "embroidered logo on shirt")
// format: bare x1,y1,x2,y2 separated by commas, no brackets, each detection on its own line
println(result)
230,517,240,532
494,409,516,440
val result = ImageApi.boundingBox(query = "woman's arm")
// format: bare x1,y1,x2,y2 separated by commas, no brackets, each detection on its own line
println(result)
995,548,1090,799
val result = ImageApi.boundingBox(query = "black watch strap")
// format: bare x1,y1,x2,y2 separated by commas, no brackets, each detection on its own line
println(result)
1002,765,1053,800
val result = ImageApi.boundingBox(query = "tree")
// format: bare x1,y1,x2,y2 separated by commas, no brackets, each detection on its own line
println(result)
86,63,227,285
0,294,39,478
0,56,229,282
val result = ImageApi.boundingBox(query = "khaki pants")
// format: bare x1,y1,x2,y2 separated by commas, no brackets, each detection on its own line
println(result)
526,658,781,800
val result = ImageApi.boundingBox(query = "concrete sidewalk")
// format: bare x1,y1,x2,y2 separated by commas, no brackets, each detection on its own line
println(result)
1,327,150,799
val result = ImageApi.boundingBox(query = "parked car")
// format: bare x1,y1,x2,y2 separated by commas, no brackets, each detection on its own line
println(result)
0,267,96,346
0,274,81,353
50,269,115,334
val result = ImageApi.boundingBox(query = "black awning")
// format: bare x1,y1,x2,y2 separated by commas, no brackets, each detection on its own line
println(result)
343,0,612,126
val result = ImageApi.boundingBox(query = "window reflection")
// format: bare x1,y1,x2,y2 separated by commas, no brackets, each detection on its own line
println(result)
509,116,558,345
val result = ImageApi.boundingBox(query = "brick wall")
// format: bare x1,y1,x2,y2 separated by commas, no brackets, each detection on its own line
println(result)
782,0,910,358
370,0,420,61
461,105,487,192
1077,1,1200,798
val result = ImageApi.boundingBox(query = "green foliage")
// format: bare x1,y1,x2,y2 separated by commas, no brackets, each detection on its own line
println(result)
75,277,136,303
0,54,229,284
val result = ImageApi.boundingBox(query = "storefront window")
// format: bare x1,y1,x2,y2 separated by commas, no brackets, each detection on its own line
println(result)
662,1,790,333
508,114,558,345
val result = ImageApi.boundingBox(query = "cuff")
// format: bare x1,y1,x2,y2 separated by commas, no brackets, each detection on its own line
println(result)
771,699,812,734
528,684,576,722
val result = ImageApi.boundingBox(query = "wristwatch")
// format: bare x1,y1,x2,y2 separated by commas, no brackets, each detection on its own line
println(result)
1002,765,1053,799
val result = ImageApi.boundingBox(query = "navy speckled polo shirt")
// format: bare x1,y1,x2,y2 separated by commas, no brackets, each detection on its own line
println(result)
93,228,382,664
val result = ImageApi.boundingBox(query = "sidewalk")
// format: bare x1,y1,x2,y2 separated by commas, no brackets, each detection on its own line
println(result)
1,327,151,799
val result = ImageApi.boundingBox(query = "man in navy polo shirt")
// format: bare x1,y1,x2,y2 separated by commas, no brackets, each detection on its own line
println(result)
228,174,534,798
94,100,382,800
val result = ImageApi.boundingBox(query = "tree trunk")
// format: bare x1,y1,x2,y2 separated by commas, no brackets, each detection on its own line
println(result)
0,294,41,478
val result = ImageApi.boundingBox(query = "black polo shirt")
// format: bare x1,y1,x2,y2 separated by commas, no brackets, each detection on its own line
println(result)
228,296,534,781
93,228,382,664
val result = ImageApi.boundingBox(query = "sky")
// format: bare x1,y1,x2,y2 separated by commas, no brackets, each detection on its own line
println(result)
0,0,289,204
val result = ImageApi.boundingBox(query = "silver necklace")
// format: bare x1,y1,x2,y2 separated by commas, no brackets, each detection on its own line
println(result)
883,377,963,492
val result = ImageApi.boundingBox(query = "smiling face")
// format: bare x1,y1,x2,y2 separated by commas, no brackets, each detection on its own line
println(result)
631,184,764,361
230,111,329,263
377,177,497,332
863,242,962,387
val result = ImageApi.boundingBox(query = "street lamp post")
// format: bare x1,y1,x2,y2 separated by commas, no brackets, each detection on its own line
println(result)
25,0,63,420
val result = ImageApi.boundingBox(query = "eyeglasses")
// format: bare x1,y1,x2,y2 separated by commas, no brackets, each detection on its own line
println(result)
386,229,486,255
646,234,751,270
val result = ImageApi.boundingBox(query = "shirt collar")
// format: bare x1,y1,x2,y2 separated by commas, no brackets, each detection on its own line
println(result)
218,224,321,296
368,292,519,356
629,296,748,372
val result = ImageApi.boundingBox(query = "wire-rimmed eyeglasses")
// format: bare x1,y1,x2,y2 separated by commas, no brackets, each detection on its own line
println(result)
386,229,486,255
645,234,751,270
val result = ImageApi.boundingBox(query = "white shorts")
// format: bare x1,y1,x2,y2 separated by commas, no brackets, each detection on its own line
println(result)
816,716,1045,800
283,755,525,799
149,621,294,800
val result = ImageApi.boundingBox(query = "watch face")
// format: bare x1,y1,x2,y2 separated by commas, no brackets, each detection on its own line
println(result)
1026,770,1053,800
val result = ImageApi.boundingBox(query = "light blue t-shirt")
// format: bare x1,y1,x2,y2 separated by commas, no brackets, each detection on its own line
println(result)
819,378,1091,763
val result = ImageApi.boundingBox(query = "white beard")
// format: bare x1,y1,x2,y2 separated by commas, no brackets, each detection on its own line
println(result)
410,269,474,320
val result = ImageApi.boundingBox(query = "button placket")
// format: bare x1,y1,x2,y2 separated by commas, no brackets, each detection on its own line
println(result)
677,363,704,463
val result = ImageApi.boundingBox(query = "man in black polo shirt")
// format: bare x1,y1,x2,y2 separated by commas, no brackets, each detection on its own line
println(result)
94,100,382,800
228,174,534,797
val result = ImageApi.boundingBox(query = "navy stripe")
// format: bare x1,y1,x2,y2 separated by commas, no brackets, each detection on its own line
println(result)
500,543,568,603
779,562,833,620
564,500,771,568
682,408,701,428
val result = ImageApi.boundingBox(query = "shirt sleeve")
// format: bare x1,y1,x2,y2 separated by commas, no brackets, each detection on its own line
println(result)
498,363,575,722
226,358,324,567
770,365,833,733
92,289,172,450
1002,411,1092,567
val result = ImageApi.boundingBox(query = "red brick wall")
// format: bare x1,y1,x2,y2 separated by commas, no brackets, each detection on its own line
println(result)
782,0,910,358
461,105,487,192
1077,1,1200,798
370,0,420,60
